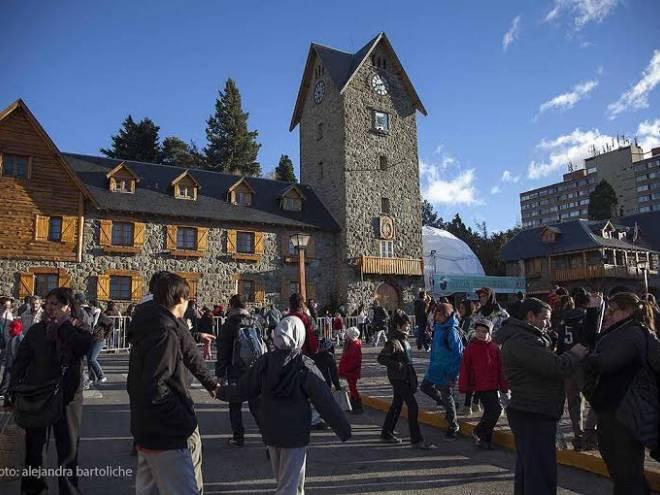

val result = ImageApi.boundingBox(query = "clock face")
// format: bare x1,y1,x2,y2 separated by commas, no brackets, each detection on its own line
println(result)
370,74,389,96
313,80,325,104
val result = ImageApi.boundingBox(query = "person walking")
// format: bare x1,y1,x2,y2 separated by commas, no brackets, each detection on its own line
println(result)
218,315,351,495
458,318,508,449
287,294,318,357
414,291,430,351
86,313,114,384
20,296,44,332
338,327,363,414
216,294,263,447
494,297,588,495
0,319,23,407
584,292,659,495
420,303,464,440
313,337,342,391
474,287,509,334
128,273,218,495
378,310,436,450
11,288,95,495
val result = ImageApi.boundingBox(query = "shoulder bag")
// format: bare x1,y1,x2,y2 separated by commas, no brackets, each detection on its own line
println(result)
13,364,68,429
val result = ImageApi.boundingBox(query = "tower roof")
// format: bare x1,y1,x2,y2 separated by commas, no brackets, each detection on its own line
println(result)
289,32,427,131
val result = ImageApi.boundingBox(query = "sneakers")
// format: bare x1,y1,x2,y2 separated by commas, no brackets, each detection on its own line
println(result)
228,438,244,447
445,429,459,441
460,405,474,417
472,432,482,447
313,421,330,430
99,376,108,383
380,434,402,444
411,441,437,450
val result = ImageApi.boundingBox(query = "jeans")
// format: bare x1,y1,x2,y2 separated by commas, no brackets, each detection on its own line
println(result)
564,371,596,439
473,390,502,443
382,382,423,444
416,323,429,350
22,396,83,495
507,407,557,495
136,446,199,495
597,411,649,495
87,339,105,381
268,446,307,495
187,426,204,494
420,379,458,431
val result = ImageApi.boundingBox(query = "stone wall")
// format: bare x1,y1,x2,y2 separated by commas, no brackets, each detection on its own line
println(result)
0,210,338,311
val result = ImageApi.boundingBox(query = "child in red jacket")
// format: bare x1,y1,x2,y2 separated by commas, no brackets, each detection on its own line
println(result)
339,327,363,414
458,318,508,449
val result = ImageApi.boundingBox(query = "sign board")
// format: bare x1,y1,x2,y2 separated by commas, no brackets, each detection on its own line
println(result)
431,274,527,296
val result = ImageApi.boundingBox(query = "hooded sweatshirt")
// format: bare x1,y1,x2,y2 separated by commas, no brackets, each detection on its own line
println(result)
494,317,581,419
219,316,351,447
424,313,464,386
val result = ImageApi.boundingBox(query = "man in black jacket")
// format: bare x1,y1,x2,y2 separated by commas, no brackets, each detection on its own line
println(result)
128,273,218,495
215,294,262,446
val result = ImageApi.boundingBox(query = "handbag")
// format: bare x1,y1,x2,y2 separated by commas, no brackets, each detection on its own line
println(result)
333,389,352,412
13,365,67,429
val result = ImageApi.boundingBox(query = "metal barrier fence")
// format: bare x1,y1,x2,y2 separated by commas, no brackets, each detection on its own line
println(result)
314,315,416,340
103,316,131,352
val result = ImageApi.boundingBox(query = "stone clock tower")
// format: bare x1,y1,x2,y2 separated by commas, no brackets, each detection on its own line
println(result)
290,32,426,310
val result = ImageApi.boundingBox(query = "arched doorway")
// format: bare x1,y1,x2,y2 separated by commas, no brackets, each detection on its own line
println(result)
375,282,400,312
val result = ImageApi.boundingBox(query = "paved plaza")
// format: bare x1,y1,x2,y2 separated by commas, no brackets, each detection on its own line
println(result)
0,350,621,494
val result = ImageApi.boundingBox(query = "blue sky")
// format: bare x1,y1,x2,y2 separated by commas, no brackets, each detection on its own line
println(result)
2,0,659,232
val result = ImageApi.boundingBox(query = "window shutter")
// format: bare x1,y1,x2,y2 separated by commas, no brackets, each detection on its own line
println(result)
19,273,34,298
109,177,116,192
34,215,49,241
306,282,317,302
99,220,112,247
197,227,209,252
254,232,265,256
306,235,315,258
280,278,289,305
166,225,178,250
188,277,198,299
58,269,71,288
226,229,237,255
281,232,290,258
133,222,145,247
131,275,143,302
97,274,110,301
255,280,265,304
61,216,76,243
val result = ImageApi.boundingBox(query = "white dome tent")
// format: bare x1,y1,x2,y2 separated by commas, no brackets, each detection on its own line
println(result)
422,226,485,292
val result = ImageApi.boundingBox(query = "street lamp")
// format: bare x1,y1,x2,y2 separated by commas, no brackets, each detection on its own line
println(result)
637,260,649,295
290,233,311,302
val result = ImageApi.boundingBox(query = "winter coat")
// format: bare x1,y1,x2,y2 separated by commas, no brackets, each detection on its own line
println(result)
494,317,581,419
127,302,217,450
312,350,341,389
458,339,508,393
11,319,94,405
5,334,24,370
424,314,464,386
338,339,362,382
414,299,428,328
377,332,417,392
216,308,260,380
288,310,318,357
219,351,352,448
473,304,509,334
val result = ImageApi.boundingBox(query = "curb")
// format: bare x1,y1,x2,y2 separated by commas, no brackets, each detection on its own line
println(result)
362,394,660,491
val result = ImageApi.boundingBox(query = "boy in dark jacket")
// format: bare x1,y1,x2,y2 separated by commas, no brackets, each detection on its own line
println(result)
378,310,436,450
458,318,508,449
128,273,218,494
218,315,351,495
312,337,342,390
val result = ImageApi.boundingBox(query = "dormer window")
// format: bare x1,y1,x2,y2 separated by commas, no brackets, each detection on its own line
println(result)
279,185,305,212
107,162,138,193
228,177,255,206
171,170,200,201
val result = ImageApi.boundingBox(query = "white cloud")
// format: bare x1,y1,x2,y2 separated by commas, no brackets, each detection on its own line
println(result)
544,0,619,30
637,119,660,152
607,51,660,120
502,15,521,52
527,128,617,179
420,159,481,206
537,79,599,117
501,170,521,183
490,185,501,195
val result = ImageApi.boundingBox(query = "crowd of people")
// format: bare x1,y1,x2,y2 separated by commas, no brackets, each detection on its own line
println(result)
0,277,659,494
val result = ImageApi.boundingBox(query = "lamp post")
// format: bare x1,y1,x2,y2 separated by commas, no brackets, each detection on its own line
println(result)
637,260,649,295
290,233,311,302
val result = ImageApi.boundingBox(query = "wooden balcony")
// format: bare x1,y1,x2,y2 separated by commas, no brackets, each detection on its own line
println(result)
552,265,658,282
358,256,424,276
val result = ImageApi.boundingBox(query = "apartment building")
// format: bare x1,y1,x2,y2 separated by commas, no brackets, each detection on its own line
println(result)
633,148,660,213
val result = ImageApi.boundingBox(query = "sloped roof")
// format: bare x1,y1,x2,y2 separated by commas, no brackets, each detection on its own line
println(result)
619,211,660,252
501,219,656,262
63,153,340,231
290,32,427,131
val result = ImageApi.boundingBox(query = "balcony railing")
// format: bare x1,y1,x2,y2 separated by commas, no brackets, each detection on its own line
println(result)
358,256,424,276
551,265,657,282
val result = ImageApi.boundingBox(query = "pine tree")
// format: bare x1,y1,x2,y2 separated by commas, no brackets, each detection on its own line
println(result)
205,79,261,176
100,115,161,163
588,179,618,220
161,137,206,168
274,155,297,182
421,199,444,228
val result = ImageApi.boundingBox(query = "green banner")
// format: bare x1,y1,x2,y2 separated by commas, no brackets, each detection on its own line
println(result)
431,274,527,296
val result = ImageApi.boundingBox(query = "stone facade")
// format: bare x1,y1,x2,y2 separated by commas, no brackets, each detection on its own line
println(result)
298,36,424,311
